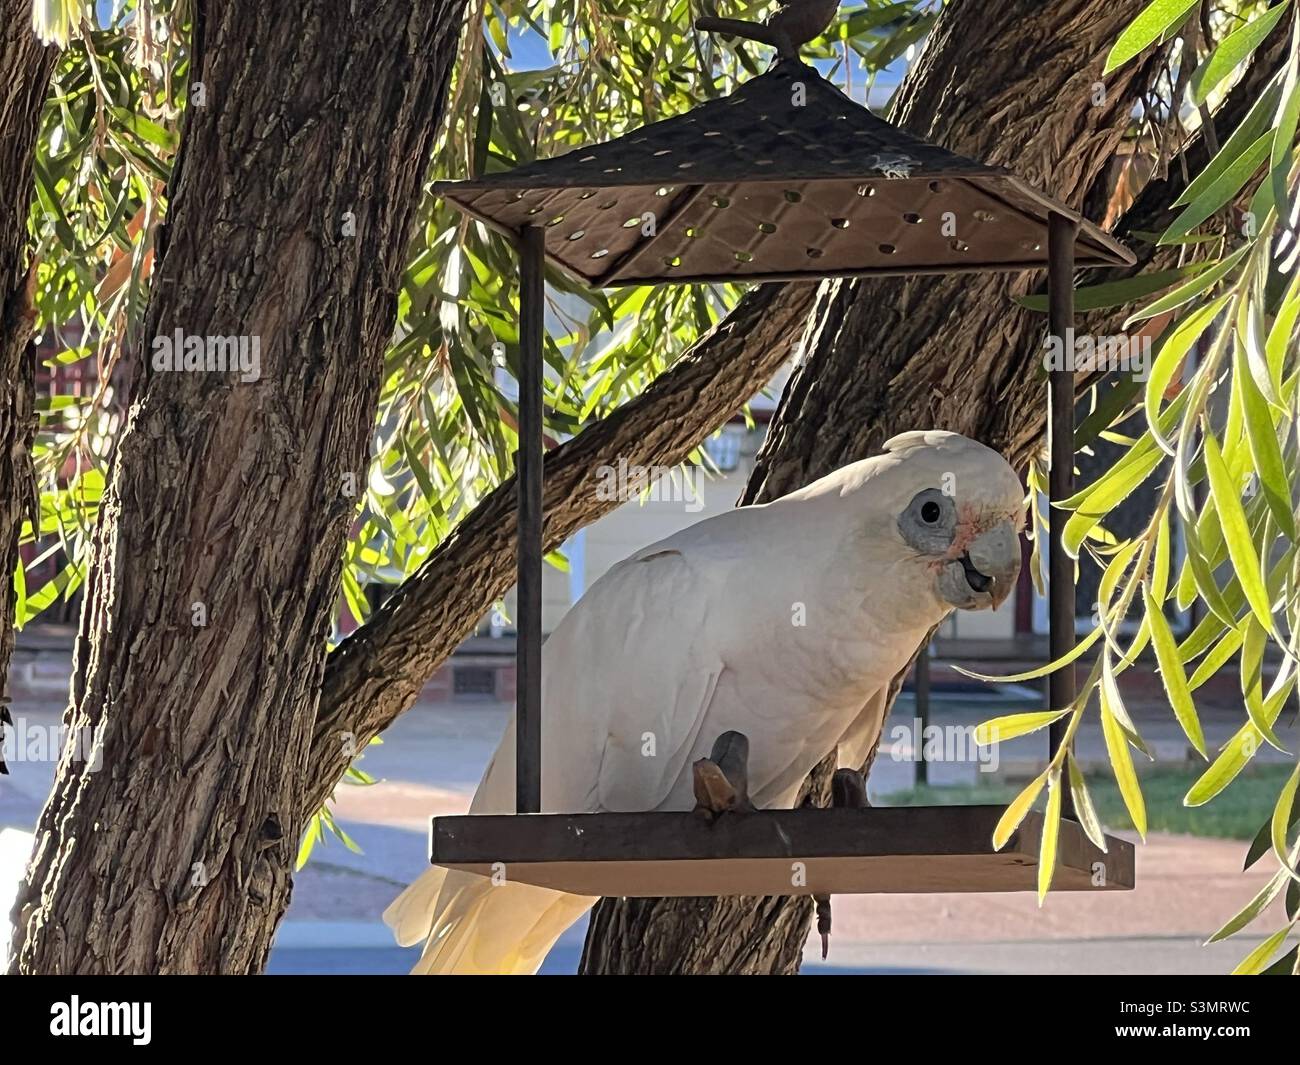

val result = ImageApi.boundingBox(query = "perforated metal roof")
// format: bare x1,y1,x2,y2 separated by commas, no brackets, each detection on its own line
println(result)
435,60,1134,286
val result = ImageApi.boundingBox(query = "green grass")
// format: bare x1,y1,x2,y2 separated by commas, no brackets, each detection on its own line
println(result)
880,763,1296,841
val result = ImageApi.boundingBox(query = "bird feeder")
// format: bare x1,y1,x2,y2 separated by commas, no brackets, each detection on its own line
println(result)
427,49,1137,901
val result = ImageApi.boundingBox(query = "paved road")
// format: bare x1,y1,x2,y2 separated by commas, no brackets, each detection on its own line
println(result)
266,936,1272,975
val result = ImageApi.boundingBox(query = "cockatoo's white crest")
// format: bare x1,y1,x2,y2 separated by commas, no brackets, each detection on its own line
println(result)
386,431,1024,974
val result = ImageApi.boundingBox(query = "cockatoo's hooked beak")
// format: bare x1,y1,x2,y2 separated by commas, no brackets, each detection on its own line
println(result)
937,520,1020,611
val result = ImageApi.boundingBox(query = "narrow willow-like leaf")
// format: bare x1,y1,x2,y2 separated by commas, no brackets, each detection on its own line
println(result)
1151,508,1171,600
974,709,1070,746
1231,925,1295,974
1038,768,1062,904
1203,429,1275,632
1143,584,1207,757
1190,2,1292,105
1241,617,1289,752
955,623,1104,683
1101,661,1147,839
1143,296,1231,454
1160,133,1273,244
1014,264,1213,313
1208,867,1289,942
1272,764,1300,882
1068,756,1108,853
1063,448,1164,555
1182,521,1240,627
1103,0,1199,73
1125,247,1249,325
1185,678,1293,806
1237,337,1297,540
1270,14,1300,229
1188,625,1245,690
993,771,1048,851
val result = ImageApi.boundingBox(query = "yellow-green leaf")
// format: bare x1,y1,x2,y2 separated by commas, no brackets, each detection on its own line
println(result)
1101,669,1147,839
1143,584,1207,757
1038,768,1062,904
1203,429,1274,633
1231,925,1295,974
1208,867,1290,942
993,771,1048,851
975,709,1070,746
1273,764,1300,881
1069,756,1108,853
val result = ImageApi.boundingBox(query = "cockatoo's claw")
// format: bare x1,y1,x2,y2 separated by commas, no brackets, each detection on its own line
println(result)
814,893,832,958
692,758,737,820
692,730,756,819
830,767,869,809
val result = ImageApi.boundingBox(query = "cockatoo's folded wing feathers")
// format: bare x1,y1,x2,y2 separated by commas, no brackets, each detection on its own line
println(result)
548,545,728,813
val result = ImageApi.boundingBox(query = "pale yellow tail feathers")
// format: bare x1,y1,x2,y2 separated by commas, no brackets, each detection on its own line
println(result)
391,867,595,974
382,865,449,948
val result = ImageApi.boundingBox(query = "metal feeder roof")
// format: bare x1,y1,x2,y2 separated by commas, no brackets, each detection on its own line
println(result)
434,59,1135,287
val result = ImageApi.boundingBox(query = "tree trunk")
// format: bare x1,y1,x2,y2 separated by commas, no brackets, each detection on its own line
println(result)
8,0,466,974
0,8,58,771
580,0,1164,975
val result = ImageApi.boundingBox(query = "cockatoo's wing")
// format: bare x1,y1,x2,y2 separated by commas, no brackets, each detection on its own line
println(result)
546,544,729,813
834,622,940,776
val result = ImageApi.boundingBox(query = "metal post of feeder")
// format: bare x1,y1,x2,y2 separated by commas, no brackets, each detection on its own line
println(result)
1046,211,1078,814
914,640,931,787
516,226,545,814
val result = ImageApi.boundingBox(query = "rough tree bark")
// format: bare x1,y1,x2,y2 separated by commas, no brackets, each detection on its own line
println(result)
580,0,1171,975
0,8,59,771
8,0,467,974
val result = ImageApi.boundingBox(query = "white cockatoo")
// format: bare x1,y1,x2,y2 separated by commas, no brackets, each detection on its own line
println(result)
385,430,1024,974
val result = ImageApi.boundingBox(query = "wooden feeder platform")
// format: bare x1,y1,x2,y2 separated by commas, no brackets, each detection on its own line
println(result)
429,805,1135,897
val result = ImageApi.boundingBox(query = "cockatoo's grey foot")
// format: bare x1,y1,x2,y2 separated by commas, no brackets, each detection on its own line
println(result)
816,768,871,957
691,730,756,821
831,767,869,810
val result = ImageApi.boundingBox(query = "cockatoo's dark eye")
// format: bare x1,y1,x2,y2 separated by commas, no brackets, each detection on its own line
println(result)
897,488,956,553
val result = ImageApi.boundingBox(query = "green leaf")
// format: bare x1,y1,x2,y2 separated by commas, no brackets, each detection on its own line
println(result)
1203,429,1274,633
1270,13,1300,224
1241,617,1289,752
1143,584,1207,757
955,622,1104,683
1069,756,1108,852
1246,788,1300,869
974,709,1070,746
1014,264,1213,313
1237,337,1297,541
1143,295,1231,454
1101,662,1147,839
1104,0,1199,74
1272,764,1300,881
1038,767,1062,904
1176,70,1285,208
1231,925,1295,974
1190,3,1292,105
1208,866,1289,942
993,771,1047,851
1160,133,1272,243
1125,246,1249,325
1188,624,1245,690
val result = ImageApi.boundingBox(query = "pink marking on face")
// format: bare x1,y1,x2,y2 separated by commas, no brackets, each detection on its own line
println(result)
943,502,1025,560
